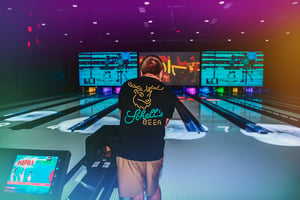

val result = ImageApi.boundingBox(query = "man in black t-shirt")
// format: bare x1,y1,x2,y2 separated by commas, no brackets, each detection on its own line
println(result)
117,55,176,200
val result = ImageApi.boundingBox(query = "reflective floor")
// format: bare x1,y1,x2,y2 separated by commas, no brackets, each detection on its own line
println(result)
1,93,300,200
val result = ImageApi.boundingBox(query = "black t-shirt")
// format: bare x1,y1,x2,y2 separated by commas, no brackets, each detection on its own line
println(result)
117,76,176,161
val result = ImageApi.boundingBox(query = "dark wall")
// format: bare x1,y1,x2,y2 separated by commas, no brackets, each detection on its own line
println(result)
263,31,300,97
0,46,79,105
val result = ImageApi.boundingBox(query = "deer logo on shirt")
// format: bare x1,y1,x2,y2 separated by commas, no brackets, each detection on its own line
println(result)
128,81,164,110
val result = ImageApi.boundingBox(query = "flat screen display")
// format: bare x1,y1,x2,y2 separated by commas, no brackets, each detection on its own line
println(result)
139,52,200,86
5,155,58,195
0,148,70,200
201,51,264,86
79,52,138,86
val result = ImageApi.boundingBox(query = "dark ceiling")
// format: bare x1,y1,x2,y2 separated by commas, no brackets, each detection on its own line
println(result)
1,0,300,51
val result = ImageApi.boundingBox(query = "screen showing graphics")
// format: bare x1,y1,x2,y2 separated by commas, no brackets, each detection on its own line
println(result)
0,148,70,200
5,155,59,195
139,52,200,86
201,51,264,86
79,52,138,86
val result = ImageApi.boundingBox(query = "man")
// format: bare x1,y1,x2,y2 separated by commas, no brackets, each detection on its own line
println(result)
117,52,131,83
117,55,176,200
227,55,237,81
241,53,254,83
103,55,112,79
119,52,131,69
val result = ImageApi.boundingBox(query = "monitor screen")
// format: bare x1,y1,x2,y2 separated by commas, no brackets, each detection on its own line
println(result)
5,155,58,195
139,52,200,86
0,148,70,200
79,52,138,86
201,51,264,86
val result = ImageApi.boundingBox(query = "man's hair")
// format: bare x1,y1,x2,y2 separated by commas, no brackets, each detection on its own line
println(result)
140,55,163,75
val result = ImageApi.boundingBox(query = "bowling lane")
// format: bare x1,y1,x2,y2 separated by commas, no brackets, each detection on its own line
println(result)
156,94,300,200
158,95,246,199
0,94,84,117
179,95,241,133
257,93,300,107
164,101,192,138
0,96,108,129
34,97,118,131
234,98,300,120
23,97,118,170
205,97,288,125
0,96,117,172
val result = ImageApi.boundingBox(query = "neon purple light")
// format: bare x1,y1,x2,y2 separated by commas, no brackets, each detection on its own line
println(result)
186,87,196,95
245,87,253,93
103,87,112,93
115,87,121,94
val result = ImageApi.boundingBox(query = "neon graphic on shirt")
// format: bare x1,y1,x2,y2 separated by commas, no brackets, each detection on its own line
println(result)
128,81,164,110
124,108,163,125
124,82,165,126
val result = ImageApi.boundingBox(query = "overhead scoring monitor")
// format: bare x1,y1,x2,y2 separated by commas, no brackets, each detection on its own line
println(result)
79,52,138,86
139,52,200,86
201,51,264,86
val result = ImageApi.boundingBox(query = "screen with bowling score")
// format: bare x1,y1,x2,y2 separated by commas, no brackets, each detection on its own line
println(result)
201,51,264,86
139,52,200,86
79,52,138,86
